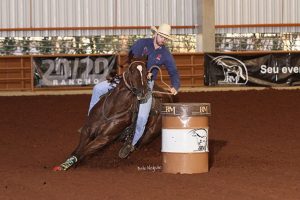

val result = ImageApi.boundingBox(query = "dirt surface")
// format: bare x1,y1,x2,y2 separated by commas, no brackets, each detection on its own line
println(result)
0,89,299,200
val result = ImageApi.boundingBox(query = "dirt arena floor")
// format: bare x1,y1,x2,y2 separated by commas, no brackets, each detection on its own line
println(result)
0,89,299,200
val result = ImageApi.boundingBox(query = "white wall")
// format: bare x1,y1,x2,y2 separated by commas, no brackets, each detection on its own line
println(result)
0,0,200,36
1,0,300,36
215,0,300,33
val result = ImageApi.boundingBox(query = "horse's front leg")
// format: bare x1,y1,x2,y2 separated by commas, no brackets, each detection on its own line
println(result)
73,133,117,161
53,129,113,171
53,125,97,171
72,125,95,153
76,119,131,160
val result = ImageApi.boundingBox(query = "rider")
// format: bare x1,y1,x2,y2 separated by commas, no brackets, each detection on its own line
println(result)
88,23,180,158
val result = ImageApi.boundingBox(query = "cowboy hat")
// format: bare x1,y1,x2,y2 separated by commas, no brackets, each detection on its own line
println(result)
151,23,174,41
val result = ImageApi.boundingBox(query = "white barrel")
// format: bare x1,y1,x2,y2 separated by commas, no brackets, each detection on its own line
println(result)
161,103,211,174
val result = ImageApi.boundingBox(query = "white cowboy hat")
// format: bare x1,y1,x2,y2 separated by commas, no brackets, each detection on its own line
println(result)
151,23,174,41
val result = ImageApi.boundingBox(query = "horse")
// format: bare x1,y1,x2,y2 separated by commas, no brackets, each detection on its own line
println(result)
53,58,173,171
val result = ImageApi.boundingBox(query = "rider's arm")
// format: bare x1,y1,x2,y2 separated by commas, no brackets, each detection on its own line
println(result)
164,53,181,92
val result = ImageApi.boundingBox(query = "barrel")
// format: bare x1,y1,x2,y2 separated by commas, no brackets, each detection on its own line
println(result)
161,103,211,174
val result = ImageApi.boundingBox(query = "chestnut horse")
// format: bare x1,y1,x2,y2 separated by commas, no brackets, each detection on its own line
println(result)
53,59,172,171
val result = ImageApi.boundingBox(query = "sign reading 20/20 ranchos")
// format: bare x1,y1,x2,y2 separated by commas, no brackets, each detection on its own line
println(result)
33,55,116,87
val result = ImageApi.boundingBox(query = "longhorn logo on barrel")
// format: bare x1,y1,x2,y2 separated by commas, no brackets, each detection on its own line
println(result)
188,128,209,152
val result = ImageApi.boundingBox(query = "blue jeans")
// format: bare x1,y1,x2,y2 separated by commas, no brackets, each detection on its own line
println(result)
88,80,116,114
88,80,154,146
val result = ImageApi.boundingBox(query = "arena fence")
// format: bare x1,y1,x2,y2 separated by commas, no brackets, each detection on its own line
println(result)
0,53,205,91
2,51,300,92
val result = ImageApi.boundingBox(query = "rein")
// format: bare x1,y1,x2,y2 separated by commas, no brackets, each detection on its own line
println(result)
148,65,173,95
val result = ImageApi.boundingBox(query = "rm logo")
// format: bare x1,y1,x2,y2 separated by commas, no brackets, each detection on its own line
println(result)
164,106,175,114
199,106,209,114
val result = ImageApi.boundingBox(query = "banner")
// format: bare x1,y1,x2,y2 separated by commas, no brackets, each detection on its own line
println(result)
204,53,300,86
33,55,116,87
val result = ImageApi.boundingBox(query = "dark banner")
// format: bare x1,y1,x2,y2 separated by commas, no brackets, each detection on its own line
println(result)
204,53,300,86
33,55,116,87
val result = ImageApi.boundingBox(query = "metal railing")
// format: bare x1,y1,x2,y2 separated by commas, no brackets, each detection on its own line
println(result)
0,35,197,56
2,33,300,55
216,33,300,52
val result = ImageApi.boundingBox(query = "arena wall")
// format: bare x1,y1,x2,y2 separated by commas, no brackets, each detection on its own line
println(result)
0,53,205,92
2,51,300,93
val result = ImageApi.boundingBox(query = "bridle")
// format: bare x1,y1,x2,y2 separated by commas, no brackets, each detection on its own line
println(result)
101,60,147,120
122,61,147,98
123,63,173,96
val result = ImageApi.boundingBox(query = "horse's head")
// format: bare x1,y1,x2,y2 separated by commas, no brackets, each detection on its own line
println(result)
122,59,149,100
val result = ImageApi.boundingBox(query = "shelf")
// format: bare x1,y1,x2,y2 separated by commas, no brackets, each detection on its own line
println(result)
0,78,31,81
0,67,31,70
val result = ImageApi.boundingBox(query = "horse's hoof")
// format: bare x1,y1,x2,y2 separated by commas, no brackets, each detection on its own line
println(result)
52,166,63,171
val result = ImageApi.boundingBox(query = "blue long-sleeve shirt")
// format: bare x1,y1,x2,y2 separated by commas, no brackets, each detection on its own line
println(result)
130,38,181,91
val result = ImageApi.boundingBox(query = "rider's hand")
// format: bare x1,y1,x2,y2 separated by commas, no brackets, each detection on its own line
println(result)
169,87,178,95
147,72,153,80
